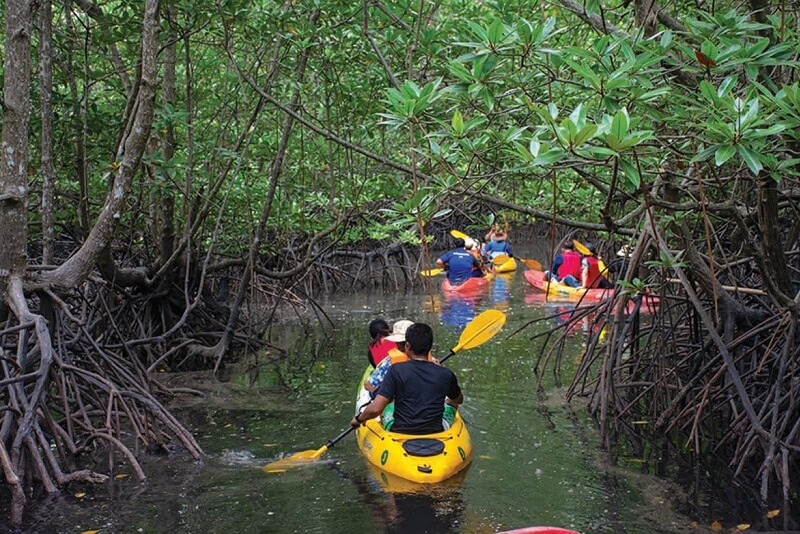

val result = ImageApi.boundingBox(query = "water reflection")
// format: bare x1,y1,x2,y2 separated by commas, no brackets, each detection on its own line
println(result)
489,272,515,310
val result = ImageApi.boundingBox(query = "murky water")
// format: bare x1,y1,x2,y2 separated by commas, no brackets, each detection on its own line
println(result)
8,271,698,533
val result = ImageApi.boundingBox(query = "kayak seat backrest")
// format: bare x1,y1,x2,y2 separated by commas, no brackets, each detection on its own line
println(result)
402,438,445,457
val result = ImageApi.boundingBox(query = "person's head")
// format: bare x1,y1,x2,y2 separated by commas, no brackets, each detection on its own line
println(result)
563,242,575,252
386,319,414,350
617,245,632,258
453,238,465,249
404,323,434,357
368,319,390,341
585,242,596,255
464,237,477,250
493,228,507,241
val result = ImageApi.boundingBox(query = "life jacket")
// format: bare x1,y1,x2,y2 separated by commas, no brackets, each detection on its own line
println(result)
583,256,603,288
368,338,394,367
389,349,432,365
559,250,582,279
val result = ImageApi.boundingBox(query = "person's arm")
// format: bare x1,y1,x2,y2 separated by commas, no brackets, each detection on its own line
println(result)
581,258,589,288
445,373,463,407
351,394,390,427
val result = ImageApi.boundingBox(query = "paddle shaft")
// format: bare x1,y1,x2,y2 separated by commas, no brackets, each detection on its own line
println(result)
326,425,356,449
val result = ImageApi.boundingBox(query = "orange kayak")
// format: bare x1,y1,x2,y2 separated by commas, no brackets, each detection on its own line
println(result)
441,274,492,293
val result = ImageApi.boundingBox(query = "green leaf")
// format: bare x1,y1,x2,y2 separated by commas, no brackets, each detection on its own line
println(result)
618,158,640,188
714,145,736,166
611,109,629,140
737,145,763,174
572,124,597,147
452,109,464,135
529,139,541,157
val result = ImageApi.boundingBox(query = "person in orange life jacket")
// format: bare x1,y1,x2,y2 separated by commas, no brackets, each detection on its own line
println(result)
367,318,393,368
544,242,581,287
437,238,483,283
482,225,513,261
352,323,462,434
580,242,614,289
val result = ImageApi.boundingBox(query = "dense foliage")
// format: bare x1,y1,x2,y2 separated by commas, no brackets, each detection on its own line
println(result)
1,0,799,526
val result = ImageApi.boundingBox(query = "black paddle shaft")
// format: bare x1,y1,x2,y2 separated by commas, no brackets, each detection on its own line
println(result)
439,350,456,365
326,425,356,449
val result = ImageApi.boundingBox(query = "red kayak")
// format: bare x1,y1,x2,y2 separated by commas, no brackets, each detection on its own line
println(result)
497,528,580,534
441,274,492,293
524,269,612,302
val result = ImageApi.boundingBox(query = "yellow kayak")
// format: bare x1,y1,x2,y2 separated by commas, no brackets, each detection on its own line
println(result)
493,256,517,273
355,367,473,484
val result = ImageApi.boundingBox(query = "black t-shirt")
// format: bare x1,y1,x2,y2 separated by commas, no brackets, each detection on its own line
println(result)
375,359,461,435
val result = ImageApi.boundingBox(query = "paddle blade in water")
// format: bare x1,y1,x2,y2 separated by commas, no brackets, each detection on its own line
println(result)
262,446,328,472
450,229,469,240
420,268,443,277
453,309,506,352
491,254,510,265
522,258,542,270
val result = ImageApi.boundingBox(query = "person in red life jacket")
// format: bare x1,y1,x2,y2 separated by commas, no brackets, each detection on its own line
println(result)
364,319,415,394
367,318,393,368
437,238,484,284
580,242,613,289
352,323,462,434
544,242,581,287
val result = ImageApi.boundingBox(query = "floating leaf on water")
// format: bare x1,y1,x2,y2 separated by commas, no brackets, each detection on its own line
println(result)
81,530,99,534
479,455,493,460
264,443,277,447
265,469,285,474
224,423,233,428
115,473,129,480
632,420,650,425
766,509,780,518
74,492,86,498
710,520,722,531
737,524,751,531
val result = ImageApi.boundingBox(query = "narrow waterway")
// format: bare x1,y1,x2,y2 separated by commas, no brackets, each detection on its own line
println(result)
10,271,697,533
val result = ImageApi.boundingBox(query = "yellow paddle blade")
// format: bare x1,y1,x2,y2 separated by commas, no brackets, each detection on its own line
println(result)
573,239,591,256
450,229,469,240
452,309,506,352
420,268,444,277
262,445,328,472
522,258,542,270
598,259,607,273
491,254,510,265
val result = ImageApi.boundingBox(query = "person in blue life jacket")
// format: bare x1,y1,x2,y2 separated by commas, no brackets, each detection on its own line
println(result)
482,224,513,261
437,238,483,284
351,323,463,434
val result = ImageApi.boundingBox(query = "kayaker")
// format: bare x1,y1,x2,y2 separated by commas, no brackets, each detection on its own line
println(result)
580,242,613,289
352,323,463,434
482,224,513,261
367,318,393,368
544,242,581,287
364,319,415,394
437,238,483,284
606,244,632,282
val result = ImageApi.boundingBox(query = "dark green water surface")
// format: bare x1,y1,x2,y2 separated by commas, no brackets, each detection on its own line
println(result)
11,275,697,533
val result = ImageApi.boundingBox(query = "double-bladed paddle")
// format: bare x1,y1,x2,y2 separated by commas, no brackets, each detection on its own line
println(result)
263,309,507,472
420,268,444,277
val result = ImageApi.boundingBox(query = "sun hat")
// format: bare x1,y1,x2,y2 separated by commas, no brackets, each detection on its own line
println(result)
386,320,414,342
617,245,632,257
493,230,507,241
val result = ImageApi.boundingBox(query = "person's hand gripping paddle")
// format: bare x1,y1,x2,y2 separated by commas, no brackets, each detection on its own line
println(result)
263,309,507,472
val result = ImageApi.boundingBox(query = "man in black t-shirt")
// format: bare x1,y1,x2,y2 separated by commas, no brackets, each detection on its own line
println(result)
350,323,463,435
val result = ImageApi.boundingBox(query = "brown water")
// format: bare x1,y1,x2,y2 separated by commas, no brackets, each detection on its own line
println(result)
6,271,705,533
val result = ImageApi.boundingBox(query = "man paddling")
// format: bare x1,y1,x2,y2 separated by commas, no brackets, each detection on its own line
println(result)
544,242,581,287
437,238,483,284
351,323,463,434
